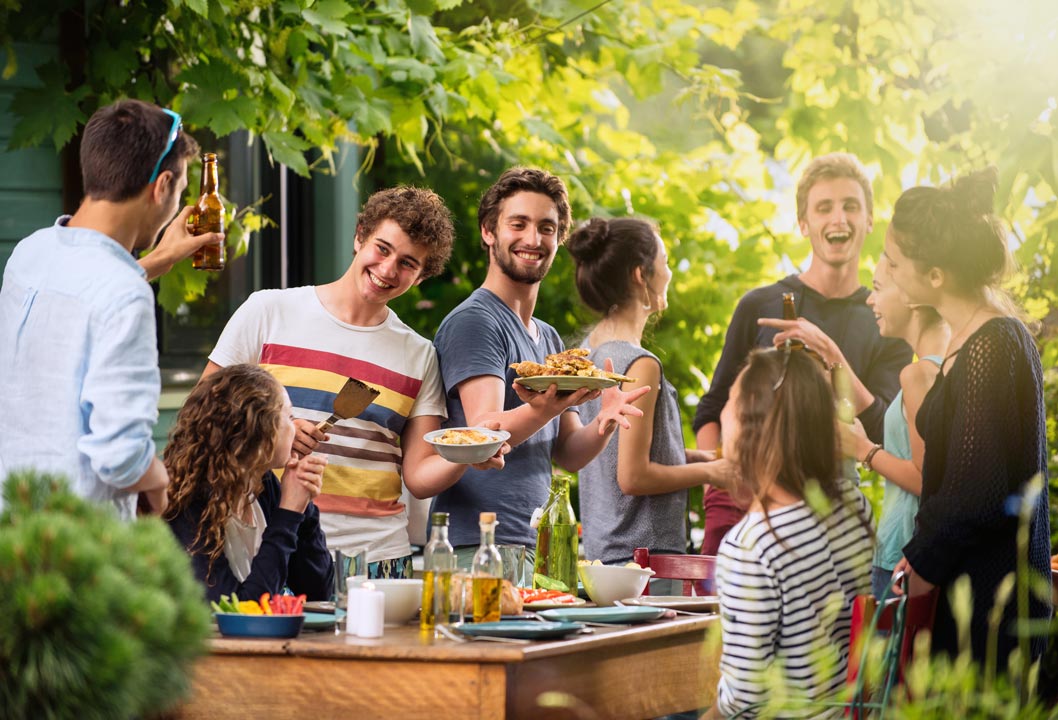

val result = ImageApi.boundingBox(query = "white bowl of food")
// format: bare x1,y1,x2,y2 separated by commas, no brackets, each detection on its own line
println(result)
577,562,655,607
424,427,510,464
371,579,424,626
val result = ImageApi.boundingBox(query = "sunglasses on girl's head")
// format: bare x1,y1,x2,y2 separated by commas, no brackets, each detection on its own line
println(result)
147,109,182,184
772,342,829,391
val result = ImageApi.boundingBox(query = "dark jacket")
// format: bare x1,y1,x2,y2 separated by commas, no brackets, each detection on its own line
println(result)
167,470,334,603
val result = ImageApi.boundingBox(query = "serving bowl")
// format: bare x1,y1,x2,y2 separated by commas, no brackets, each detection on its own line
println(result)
423,427,510,464
372,578,424,626
214,612,305,638
577,564,655,607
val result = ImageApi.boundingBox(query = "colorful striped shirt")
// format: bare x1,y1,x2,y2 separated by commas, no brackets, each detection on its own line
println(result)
715,478,873,718
209,286,446,561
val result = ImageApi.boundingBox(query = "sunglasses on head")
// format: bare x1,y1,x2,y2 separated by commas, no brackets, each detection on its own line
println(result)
147,108,182,184
772,341,830,391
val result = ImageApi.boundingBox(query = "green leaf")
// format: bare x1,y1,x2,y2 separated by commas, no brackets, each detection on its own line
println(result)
177,0,210,17
155,261,211,314
408,15,445,64
262,131,312,176
302,0,353,36
8,63,88,150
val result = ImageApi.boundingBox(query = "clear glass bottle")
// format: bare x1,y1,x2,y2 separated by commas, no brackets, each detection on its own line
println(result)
832,362,856,425
420,512,456,632
532,474,578,592
471,512,503,623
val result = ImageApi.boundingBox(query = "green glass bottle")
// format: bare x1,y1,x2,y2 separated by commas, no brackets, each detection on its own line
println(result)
532,474,578,593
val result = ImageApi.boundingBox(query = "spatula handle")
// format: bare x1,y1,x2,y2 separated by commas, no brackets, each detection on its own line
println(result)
316,415,339,433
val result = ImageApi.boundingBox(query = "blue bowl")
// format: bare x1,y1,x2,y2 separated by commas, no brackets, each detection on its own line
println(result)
215,612,305,638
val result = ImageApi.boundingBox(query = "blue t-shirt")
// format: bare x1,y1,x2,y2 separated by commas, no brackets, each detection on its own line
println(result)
874,355,942,571
432,288,567,547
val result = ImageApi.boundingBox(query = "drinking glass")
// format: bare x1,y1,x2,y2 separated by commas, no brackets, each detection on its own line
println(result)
497,544,527,587
451,568,471,624
333,547,368,633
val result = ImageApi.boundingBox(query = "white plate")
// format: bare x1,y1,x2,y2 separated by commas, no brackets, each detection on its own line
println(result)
620,595,720,612
514,376,618,392
523,596,589,609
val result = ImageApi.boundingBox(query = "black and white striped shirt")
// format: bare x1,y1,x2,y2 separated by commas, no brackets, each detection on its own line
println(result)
715,478,873,718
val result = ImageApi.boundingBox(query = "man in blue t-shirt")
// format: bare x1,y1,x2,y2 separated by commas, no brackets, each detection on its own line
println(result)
432,167,649,562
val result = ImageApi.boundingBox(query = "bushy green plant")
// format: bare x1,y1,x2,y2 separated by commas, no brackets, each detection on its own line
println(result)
0,471,211,720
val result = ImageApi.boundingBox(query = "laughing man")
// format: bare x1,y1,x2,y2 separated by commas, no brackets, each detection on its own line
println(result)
692,152,912,554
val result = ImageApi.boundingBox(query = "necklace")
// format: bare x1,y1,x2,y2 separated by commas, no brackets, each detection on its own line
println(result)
943,303,986,361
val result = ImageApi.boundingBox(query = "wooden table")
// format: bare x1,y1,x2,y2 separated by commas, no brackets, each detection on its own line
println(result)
175,615,720,719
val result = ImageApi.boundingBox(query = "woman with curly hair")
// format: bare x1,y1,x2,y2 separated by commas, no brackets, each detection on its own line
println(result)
164,364,334,602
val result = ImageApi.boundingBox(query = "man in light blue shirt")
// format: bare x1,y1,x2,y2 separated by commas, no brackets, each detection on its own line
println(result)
0,99,222,519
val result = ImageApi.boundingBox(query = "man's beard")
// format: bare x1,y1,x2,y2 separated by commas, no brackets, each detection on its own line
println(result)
493,244,551,285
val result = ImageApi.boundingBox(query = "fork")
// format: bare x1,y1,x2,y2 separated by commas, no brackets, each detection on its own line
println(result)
522,610,626,628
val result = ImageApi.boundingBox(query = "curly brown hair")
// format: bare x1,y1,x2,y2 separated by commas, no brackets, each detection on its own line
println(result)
355,186,454,279
163,365,286,576
477,167,572,250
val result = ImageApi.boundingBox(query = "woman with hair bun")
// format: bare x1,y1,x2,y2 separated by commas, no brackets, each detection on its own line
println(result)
884,168,1051,665
567,218,730,572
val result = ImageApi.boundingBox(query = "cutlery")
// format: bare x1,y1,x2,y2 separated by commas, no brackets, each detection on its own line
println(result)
317,378,379,433
522,611,627,628
436,624,531,644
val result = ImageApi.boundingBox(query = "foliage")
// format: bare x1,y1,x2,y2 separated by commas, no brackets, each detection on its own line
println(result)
3,0,1057,539
0,471,211,720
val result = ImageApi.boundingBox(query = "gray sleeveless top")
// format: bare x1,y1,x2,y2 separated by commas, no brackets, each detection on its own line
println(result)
579,340,688,564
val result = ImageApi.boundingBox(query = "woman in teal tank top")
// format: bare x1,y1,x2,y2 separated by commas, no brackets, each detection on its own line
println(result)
845,257,949,599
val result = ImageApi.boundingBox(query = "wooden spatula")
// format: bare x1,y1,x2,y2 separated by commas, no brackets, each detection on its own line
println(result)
316,377,380,433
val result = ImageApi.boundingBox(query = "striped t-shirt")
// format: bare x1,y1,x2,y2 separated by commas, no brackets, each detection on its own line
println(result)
209,286,446,562
715,478,873,719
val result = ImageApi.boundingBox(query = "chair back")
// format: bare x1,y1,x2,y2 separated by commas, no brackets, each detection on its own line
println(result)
846,574,939,718
632,548,717,596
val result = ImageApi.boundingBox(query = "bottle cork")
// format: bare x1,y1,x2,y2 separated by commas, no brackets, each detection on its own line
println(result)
479,511,496,523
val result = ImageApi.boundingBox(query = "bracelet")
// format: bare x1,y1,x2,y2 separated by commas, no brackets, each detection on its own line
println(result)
863,444,883,472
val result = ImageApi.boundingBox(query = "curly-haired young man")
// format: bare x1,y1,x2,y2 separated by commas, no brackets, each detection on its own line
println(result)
203,186,506,578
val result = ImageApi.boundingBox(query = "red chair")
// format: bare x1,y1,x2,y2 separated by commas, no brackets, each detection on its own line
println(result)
632,548,717,596
846,573,939,717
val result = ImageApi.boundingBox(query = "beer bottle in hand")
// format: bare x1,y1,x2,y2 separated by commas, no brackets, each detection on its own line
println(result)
191,152,225,271
781,292,804,349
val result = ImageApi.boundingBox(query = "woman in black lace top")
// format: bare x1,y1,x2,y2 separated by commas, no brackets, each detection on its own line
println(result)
883,167,1051,666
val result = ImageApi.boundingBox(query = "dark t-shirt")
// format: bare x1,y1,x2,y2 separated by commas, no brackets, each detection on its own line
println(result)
693,274,911,441
693,275,911,554
431,288,569,547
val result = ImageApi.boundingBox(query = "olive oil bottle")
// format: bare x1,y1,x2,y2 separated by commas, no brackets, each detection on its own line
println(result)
420,512,456,633
471,512,503,623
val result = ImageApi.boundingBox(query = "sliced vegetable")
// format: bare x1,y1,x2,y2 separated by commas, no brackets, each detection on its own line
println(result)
237,600,264,615
259,593,273,615
533,573,569,592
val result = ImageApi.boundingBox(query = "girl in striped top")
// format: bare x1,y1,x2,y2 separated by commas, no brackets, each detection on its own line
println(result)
703,348,874,719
